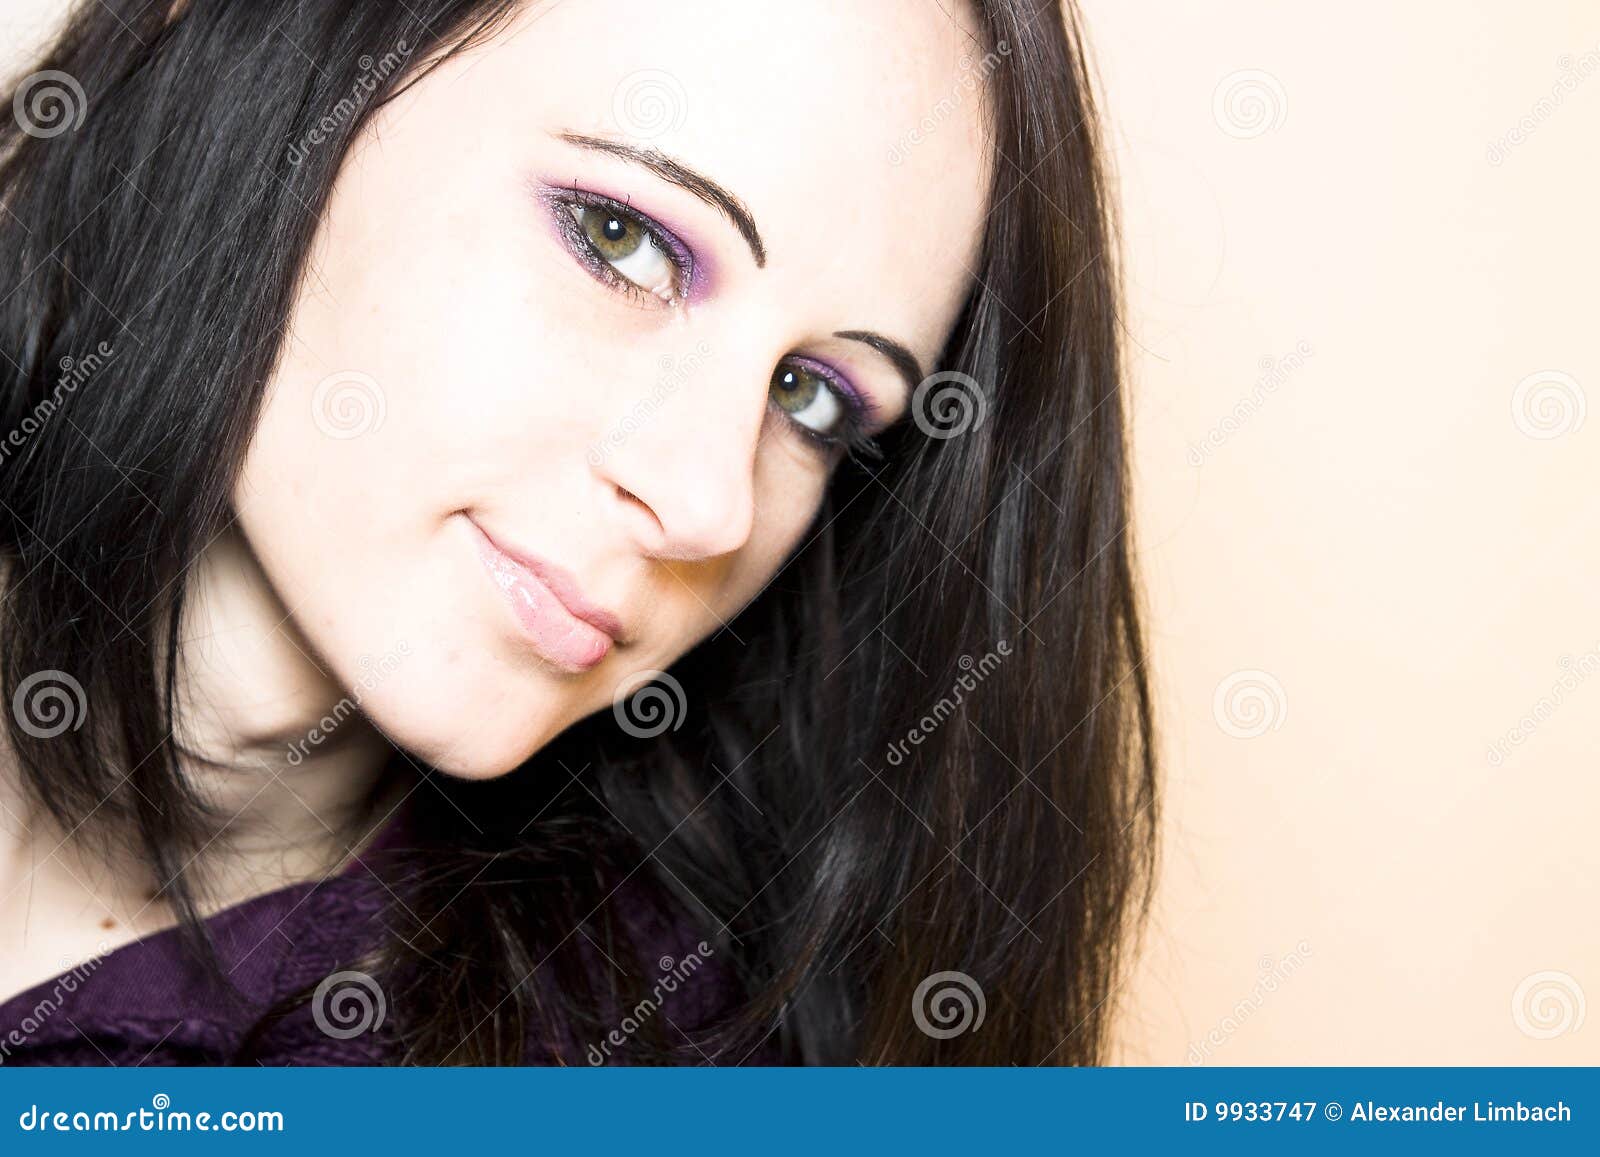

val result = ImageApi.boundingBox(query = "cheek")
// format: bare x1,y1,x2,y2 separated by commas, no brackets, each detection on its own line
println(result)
281,187,579,484
227,191,618,778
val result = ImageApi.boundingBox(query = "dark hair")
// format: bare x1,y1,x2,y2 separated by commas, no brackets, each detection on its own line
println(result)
0,0,1154,1064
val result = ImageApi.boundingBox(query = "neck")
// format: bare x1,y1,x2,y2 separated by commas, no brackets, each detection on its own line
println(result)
2,523,402,918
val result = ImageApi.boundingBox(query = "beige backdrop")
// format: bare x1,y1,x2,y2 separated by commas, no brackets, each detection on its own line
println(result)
3,0,1595,1064
1083,0,1598,1063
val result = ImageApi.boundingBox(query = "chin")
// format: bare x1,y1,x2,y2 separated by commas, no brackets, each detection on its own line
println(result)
352,660,579,781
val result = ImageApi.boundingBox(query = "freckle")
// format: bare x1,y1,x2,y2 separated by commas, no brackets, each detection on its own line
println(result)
100,916,116,930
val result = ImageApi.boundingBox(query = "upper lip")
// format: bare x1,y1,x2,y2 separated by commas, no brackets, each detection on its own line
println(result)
472,518,629,643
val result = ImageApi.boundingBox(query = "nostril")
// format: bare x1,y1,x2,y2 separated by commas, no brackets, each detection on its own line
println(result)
613,482,671,554
614,482,660,529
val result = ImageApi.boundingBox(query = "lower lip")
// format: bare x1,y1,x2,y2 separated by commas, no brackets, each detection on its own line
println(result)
469,521,612,672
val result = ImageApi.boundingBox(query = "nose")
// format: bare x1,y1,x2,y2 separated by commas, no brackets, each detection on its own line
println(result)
594,341,766,561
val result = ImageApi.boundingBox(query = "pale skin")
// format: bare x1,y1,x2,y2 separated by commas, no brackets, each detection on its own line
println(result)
0,0,992,1004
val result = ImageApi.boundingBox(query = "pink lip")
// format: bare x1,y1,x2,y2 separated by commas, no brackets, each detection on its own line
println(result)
467,517,624,671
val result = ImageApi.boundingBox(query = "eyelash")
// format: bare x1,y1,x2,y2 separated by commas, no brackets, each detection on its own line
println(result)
546,185,695,305
544,185,885,464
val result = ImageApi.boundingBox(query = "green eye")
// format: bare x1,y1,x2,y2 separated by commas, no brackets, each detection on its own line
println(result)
772,364,821,414
771,362,844,436
579,207,646,262
567,203,679,302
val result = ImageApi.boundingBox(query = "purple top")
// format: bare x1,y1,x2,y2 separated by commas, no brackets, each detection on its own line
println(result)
0,801,745,1066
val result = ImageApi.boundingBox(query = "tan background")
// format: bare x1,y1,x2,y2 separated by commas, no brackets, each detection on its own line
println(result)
4,0,1595,1063
1084,1,1598,1063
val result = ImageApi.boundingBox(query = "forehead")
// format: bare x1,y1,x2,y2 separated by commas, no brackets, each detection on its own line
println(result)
479,0,995,356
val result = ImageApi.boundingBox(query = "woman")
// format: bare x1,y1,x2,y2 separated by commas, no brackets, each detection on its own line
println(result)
0,0,1154,1065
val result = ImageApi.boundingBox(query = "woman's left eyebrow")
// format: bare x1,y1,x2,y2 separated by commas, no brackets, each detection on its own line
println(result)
556,131,767,267
834,329,925,401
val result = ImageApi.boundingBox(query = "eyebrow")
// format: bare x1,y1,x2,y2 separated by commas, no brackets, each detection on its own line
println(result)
558,132,927,401
834,330,926,401
558,131,767,267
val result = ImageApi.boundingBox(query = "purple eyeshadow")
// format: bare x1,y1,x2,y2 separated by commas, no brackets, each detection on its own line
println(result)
785,354,880,427
532,178,715,304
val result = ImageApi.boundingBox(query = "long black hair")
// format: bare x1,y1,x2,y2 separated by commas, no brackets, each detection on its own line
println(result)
0,0,1154,1065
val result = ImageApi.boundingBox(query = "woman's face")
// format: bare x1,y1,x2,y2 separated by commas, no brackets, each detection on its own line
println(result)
233,0,992,777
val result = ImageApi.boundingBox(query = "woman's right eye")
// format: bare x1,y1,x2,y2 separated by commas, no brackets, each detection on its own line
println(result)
554,195,691,305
